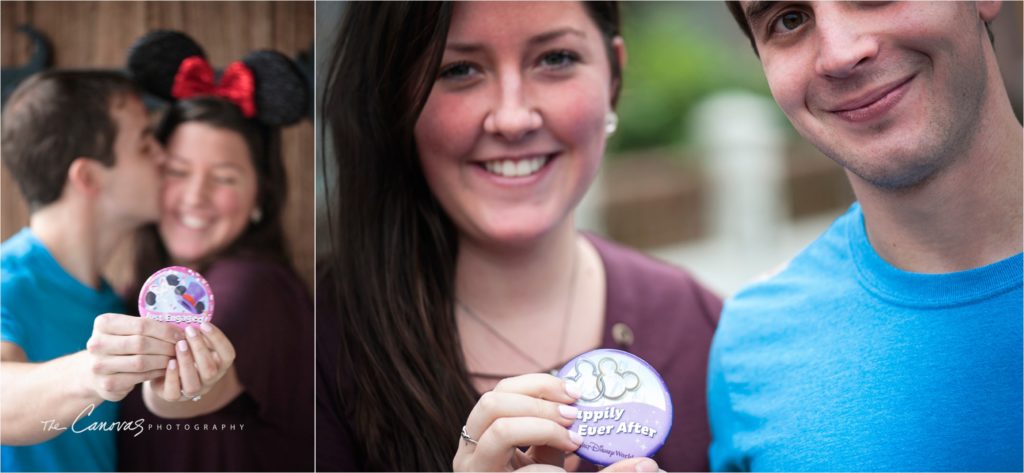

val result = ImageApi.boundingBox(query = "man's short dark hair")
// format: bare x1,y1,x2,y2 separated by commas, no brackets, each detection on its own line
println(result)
1,70,140,210
724,1,994,57
725,1,757,55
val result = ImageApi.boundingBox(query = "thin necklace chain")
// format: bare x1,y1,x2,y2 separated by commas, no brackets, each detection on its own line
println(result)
457,240,580,375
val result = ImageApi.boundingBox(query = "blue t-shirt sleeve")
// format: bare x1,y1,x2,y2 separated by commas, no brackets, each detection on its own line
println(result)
1,304,26,349
708,338,745,472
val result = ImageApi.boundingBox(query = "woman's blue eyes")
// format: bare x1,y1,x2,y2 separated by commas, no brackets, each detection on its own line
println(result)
439,62,477,80
539,50,579,69
438,50,580,81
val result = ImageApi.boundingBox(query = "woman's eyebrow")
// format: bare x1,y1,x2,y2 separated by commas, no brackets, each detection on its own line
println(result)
212,162,246,172
163,155,245,172
528,27,586,46
446,27,586,53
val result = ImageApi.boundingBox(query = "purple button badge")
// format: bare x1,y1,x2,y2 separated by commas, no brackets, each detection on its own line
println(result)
138,266,215,328
557,349,672,466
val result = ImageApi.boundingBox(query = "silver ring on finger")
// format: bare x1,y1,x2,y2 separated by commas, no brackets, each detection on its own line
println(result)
181,389,202,402
460,425,478,446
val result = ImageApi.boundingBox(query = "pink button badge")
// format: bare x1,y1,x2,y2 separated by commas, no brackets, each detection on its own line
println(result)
138,266,215,328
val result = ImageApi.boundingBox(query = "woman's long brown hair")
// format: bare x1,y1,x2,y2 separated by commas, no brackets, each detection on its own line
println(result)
321,3,621,470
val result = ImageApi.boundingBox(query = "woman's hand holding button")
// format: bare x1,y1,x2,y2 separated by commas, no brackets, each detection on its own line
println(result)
454,373,586,471
152,322,236,402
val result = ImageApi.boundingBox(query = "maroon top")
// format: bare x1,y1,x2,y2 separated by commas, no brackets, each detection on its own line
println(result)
317,234,721,471
118,258,314,471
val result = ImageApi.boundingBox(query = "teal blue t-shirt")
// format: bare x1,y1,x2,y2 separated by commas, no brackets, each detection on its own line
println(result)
708,204,1023,471
1,228,124,472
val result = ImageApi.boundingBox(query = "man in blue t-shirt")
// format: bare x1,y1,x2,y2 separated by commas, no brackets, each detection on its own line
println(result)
0,71,182,471
710,2,1022,471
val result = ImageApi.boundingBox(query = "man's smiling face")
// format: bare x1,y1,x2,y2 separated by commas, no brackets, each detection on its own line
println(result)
741,1,1000,189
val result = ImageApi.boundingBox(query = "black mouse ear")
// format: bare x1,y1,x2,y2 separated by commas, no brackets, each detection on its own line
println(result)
126,30,206,101
243,50,308,126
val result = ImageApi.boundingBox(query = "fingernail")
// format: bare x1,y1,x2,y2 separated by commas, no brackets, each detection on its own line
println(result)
185,326,198,338
569,430,583,445
168,359,177,370
635,459,659,472
565,381,581,399
177,340,188,352
200,322,213,333
558,405,579,419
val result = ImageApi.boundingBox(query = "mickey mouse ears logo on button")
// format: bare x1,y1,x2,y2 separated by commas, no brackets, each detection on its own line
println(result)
557,349,673,467
568,357,642,402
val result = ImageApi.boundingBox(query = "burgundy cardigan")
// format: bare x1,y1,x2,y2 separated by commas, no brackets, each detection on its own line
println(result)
317,234,722,471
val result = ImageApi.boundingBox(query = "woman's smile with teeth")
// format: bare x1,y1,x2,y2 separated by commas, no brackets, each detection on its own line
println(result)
481,155,550,178
181,214,211,230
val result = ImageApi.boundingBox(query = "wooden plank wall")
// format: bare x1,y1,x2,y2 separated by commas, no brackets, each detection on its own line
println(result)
1,1,315,292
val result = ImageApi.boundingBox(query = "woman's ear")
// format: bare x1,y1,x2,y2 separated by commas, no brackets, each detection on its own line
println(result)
611,36,627,103
66,157,103,199
613,36,627,69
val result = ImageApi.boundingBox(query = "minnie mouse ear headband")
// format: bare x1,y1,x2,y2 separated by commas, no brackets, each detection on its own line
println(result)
126,30,308,127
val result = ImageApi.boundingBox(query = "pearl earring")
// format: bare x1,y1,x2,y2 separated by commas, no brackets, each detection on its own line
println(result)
605,112,619,136
250,207,262,224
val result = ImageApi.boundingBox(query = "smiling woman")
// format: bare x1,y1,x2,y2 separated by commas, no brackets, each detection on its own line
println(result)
150,99,276,268
317,2,721,472
160,120,259,264
414,2,616,246
120,97,313,472
117,29,313,471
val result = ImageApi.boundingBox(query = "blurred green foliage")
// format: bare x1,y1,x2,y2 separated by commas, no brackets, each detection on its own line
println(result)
608,3,772,157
